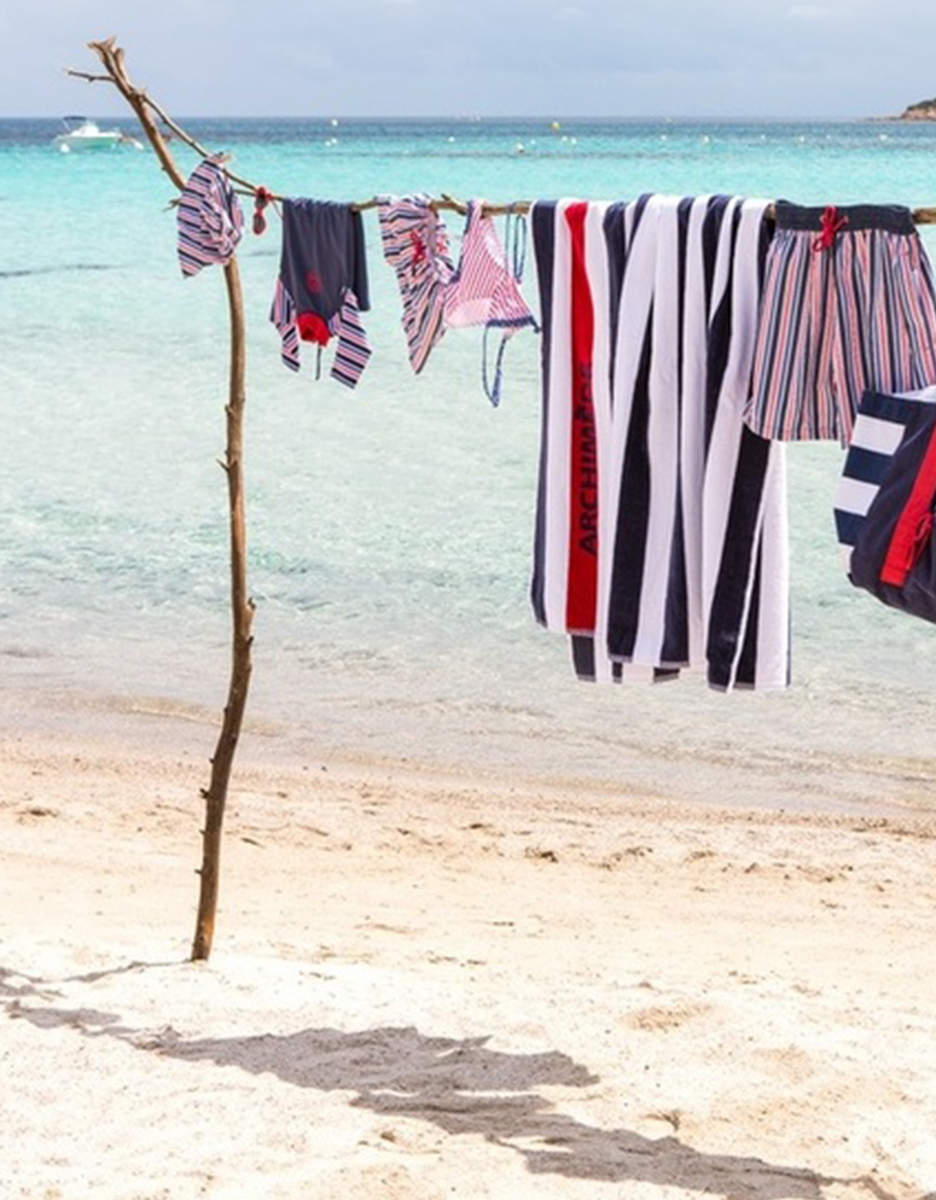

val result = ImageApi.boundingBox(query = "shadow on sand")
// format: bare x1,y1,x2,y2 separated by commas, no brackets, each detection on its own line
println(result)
2,964,912,1200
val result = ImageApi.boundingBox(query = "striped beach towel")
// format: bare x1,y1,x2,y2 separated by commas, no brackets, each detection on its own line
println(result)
530,193,790,691
835,386,936,621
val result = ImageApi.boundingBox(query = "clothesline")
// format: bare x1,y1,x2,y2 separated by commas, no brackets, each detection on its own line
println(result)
243,188,529,218
233,182,936,228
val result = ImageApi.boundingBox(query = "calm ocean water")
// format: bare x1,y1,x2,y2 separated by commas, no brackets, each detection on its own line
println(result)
4,115,936,815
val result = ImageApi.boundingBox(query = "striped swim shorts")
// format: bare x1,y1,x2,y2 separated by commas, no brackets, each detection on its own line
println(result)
745,202,936,444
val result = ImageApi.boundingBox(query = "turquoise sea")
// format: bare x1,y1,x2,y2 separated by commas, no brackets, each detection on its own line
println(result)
4,115,936,816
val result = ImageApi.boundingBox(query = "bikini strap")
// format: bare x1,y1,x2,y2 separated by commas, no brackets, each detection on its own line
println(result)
482,324,511,408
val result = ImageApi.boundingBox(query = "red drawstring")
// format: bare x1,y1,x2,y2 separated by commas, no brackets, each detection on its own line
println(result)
253,186,273,235
813,205,848,252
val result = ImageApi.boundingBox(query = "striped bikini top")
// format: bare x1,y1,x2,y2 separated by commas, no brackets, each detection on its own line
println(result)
378,194,455,375
443,199,538,405
177,157,244,277
444,199,536,332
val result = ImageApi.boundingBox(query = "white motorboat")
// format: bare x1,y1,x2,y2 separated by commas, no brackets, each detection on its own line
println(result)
54,116,143,153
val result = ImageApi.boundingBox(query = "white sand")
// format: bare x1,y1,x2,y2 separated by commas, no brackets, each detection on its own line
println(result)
2,714,936,1199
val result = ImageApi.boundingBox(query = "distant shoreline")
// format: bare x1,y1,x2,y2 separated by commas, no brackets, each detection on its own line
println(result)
895,100,936,121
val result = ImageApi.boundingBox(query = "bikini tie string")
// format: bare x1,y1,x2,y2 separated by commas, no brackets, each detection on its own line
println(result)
813,204,848,252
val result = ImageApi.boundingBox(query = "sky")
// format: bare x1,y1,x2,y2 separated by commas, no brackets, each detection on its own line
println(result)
1,0,935,119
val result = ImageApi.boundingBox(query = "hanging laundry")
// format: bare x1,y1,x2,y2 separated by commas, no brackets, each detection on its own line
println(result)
378,195,455,375
271,199,371,388
745,202,936,444
252,186,274,236
443,199,538,406
835,385,936,622
177,156,244,277
530,194,790,692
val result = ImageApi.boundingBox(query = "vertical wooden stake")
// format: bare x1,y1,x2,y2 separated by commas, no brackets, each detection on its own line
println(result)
190,256,253,961
83,39,253,960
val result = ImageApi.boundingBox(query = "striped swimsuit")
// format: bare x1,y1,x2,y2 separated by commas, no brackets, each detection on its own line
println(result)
745,202,936,444
177,157,243,277
531,194,790,691
378,195,454,374
271,199,371,389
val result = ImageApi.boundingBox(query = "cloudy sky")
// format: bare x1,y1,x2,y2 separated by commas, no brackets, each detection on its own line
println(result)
1,0,933,119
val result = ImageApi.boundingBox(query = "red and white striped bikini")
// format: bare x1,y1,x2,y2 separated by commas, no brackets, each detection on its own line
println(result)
443,199,538,405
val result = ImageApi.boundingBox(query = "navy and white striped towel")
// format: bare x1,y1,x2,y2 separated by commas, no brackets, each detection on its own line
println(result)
834,386,936,576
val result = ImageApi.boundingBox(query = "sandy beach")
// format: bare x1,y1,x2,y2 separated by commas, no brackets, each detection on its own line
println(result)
2,692,936,1200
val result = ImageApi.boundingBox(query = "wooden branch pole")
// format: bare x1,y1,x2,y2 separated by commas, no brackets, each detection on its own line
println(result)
84,39,254,961
192,255,253,960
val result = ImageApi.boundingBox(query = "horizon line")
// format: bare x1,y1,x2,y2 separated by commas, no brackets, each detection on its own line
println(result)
0,111,914,123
